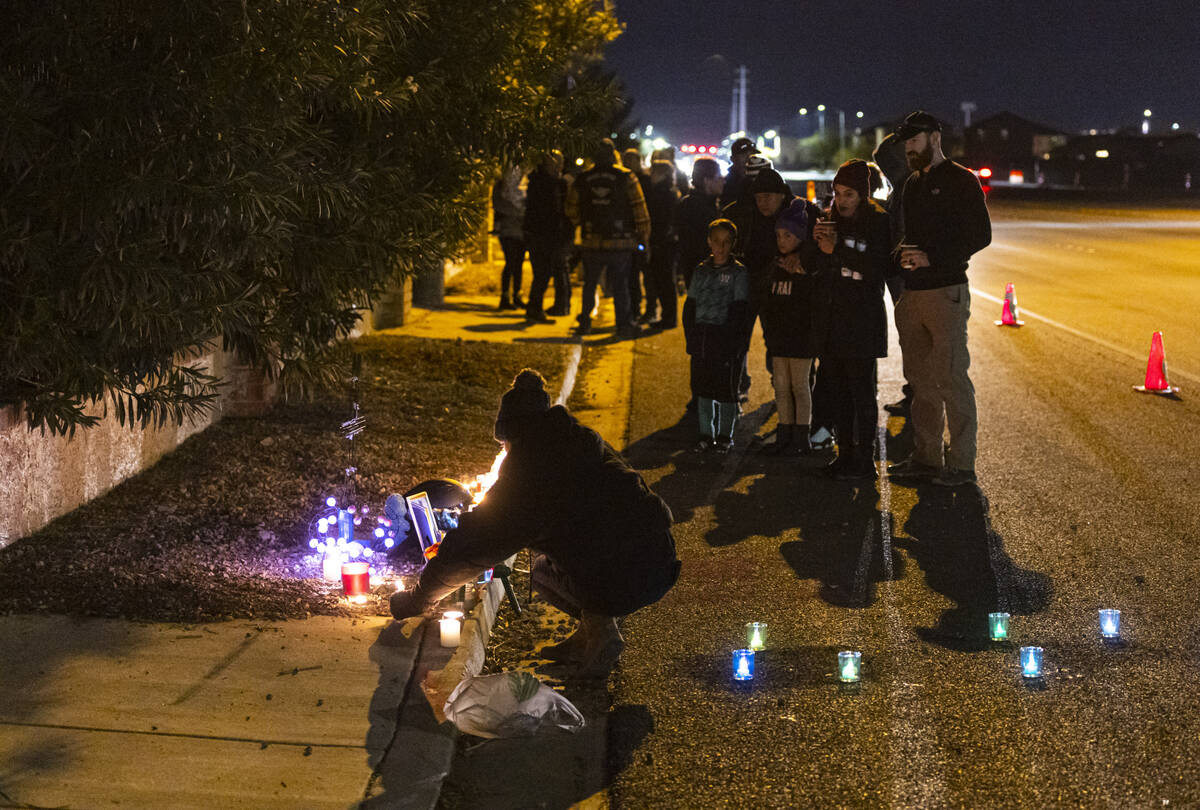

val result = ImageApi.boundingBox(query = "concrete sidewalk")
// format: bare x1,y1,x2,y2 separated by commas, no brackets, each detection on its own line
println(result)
0,285,636,809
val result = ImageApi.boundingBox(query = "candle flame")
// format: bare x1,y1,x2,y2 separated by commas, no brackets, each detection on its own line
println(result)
471,449,507,506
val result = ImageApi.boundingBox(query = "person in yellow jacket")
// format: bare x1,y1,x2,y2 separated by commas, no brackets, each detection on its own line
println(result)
566,139,651,339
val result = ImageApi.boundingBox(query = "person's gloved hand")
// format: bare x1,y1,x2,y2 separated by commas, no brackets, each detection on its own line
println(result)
389,589,432,620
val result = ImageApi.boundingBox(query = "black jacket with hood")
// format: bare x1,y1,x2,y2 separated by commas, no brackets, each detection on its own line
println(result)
416,406,680,617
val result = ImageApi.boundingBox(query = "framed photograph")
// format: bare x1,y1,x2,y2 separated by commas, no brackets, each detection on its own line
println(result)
405,491,442,561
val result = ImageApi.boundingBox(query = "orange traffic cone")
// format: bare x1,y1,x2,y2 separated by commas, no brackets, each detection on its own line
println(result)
994,283,1024,326
1133,331,1180,395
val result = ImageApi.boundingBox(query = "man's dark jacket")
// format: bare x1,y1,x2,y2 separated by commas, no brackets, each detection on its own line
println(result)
418,406,679,617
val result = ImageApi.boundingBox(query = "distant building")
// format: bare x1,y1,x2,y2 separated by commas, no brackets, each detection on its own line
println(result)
961,111,1066,184
1045,132,1200,191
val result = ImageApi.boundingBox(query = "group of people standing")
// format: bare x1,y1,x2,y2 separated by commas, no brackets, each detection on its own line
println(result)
492,108,992,486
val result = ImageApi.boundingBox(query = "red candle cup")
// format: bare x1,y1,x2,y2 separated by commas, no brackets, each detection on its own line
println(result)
341,562,370,597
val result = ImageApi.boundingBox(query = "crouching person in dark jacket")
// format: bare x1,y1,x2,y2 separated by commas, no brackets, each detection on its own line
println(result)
389,369,681,679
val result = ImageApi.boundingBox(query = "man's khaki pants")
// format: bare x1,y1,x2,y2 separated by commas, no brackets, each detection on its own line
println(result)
894,283,977,470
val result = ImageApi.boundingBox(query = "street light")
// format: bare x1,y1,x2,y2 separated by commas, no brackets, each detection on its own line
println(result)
1142,109,1152,135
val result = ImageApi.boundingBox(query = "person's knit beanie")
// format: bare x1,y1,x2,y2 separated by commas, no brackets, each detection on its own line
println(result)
744,154,772,178
775,198,809,240
494,369,552,440
750,168,790,195
833,159,871,200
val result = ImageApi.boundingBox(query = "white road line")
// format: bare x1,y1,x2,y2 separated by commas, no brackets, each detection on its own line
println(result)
970,287,1199,385
991,220,1200,230
554,343,583,406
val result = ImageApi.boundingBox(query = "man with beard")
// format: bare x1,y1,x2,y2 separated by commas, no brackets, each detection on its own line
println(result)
887,111,992,487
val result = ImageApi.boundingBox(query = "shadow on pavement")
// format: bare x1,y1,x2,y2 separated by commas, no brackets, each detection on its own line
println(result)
897,485,1054,652
775,480,905,609
434,703,653,809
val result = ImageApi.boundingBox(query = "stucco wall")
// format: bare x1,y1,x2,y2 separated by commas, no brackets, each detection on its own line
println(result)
0,348,275,548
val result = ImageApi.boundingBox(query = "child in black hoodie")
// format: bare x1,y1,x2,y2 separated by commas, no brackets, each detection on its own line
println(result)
760,199,824,454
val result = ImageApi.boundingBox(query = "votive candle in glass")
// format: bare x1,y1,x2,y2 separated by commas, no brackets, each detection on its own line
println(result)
1020,645,1043,678
988,612,1011,641
440,610,464,648
341,562,369,596
745,622,768,651
838,651,862,683
1099,609,1121,639
732,649,755,681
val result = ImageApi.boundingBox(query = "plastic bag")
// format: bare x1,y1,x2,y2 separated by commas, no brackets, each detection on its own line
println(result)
442,671,585,739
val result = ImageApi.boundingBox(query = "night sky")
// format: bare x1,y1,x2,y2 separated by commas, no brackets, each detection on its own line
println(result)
604,0,1200,143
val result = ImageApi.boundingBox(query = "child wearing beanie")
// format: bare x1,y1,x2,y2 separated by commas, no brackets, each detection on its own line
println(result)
760,198,823,454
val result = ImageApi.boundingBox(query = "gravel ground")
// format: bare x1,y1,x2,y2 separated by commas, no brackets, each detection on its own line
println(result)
0,335,568,622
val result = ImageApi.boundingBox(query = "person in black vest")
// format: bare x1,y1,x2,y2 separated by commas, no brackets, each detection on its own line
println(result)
389,370,680,679
644,159,680,330
622,148,652,324
566,140,651,339
807,159,893,480
523,150,573,323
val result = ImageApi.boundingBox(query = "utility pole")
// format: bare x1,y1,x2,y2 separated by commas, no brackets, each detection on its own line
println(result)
960,101,977,129
730,83,739,135
736,65,748,135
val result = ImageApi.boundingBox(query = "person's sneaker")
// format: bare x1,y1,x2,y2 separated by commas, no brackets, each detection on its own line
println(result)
810,426,834,450
498,298,515,311
887,458,940,479
647,320,676,331
525,312,554,324
692,439,714,453
547,305,570,317
574,320,591,336
932,467,977,487
883,397,911,416
713,440,734,454
617,324,642,340
637,312,655,325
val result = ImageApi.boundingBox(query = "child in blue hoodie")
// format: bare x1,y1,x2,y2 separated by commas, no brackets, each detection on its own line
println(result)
682,219,751,453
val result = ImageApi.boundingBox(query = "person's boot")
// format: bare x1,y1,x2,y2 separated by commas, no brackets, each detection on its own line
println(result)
539,622,588,662
574,612,624,679
768,424,793,455
792,424,812,455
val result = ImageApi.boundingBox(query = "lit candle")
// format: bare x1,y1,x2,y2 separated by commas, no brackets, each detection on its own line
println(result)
988,612,1011,641
322,550,342,581
1020,646,1043,678
1099,609,1121,639
745,622,767,651
341,562,370,596
440,611,463,648
838,651,862,683
732,649,755,681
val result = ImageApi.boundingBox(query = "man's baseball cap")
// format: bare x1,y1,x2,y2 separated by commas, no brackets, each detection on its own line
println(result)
731,136,759,156
894,110,943,139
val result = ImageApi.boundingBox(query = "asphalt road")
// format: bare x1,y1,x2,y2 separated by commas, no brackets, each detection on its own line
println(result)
609,201,1200,808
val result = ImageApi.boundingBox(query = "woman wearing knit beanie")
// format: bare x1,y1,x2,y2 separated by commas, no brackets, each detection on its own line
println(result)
806,160,893,480
390,369,680,679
